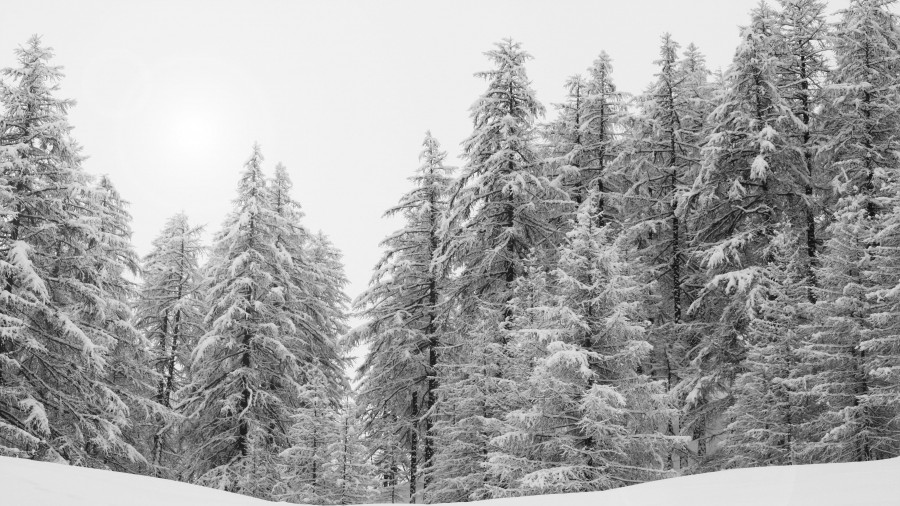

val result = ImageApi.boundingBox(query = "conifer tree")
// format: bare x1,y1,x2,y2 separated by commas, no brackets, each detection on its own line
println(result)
799,196,880,463
90,174,162,473
0,35,146,466
543,52,625,223
627,34,711,325
488,192,672,495
623,38,712,443
278,228,350,503
277,367,343,504
798,0,900,463
353,132,452,503
134,212,205,472
323,400,375,505
181,146,347,498
719,223,815,467
434,38,556,502
270,165,349,408
679,4,804,467
774,0,831,301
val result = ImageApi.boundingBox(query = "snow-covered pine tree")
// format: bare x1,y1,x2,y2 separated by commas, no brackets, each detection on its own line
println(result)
679,4,806,468
322,399,375,505
774,0,831,301
625,33,697,328
715,2,831,469
134,212,205,473
181,146,348,499
543,74,590,207
582,52,626,226
542,52,626,224
622,38,712,463
797,0,900,463
487,191,672,496
278,227,351,504
433,38,558,502
352,132,452,503
277,367,343,504
625,33,710,336
89,174,164,473
299,228,350,406
0,36,146,467
867,192,900,460
718,223,816,467
799,195,880,463
269,163,348,411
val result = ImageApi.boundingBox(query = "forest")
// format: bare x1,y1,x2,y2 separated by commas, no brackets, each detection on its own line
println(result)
1,0,899,504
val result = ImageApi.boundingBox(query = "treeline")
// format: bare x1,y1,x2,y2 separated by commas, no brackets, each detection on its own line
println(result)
0,37,360,503
2,0,900,505
353,0,900,503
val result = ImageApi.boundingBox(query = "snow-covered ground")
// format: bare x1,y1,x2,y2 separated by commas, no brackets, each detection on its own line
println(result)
3,455,899,506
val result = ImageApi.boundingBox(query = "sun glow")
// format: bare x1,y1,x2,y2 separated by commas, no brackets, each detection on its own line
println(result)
171,109,217,157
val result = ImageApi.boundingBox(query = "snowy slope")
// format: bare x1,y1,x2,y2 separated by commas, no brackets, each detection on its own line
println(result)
2,455,899,506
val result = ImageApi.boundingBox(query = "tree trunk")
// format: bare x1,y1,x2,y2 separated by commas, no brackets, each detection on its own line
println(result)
409,391,418,503
152,309,170,467
341,415,350,505
238,330,251,457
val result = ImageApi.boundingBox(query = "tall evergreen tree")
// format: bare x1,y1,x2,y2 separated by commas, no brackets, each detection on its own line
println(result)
799,0,900,463
718,223,816,467
433,38,556,502
679,4,805,467
134,212,205,472
775,0,831,301
278,228,351,504
624,39,712,450
90,174,162,473
269,164,348,410
353,132,452,503
543,52,626,224
322,399,375,505
0,36,147,467
181,146,347,499
277,367,344,504
626,34,697,328
487,192,672,495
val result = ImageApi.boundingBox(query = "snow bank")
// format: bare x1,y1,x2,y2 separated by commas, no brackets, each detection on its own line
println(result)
2,455,899,506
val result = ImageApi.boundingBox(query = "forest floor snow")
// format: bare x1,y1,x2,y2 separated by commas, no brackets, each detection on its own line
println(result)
2,454,899,505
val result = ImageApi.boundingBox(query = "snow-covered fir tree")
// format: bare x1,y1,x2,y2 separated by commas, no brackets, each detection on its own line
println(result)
278,229,351,504
621,37,713,466
90,174,163,473
180,146,347,499
277,367,344,504
352,131,452,503
432,38,560,502
625,33,705,329
797,0,900,463
679,4,807,468
487,191,673,496
269,163,349,411
774,0,831,301
543,52,626,225
322,399,375,505
134,212,205,473
718,223,816,467
0,35,149,467
799,195,881,463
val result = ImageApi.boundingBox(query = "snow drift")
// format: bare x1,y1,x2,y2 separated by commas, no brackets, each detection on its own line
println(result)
3,455,899,506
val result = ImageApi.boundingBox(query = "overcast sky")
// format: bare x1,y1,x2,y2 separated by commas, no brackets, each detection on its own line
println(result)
0,0,854,307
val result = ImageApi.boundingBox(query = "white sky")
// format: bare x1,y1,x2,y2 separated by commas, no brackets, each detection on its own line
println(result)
0,0,854,309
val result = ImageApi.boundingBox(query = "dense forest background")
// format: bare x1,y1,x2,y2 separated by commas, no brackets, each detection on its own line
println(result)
1,0,899,504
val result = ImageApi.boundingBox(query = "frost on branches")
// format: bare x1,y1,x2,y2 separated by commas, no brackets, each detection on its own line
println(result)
0,36,151,468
